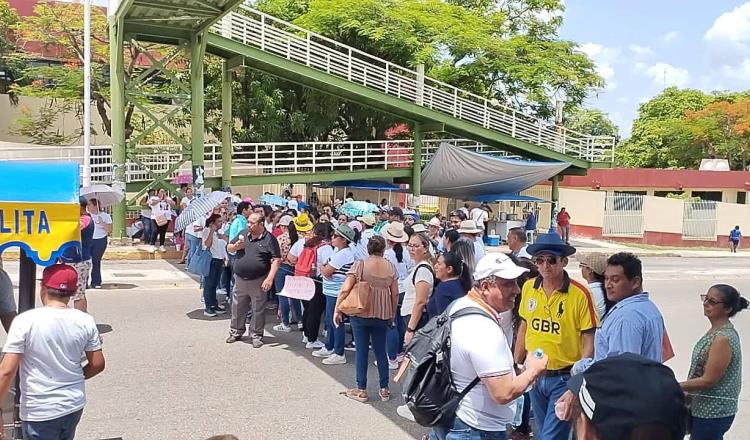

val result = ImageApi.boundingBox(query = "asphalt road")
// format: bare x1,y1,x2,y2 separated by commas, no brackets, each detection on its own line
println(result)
0,256,749,440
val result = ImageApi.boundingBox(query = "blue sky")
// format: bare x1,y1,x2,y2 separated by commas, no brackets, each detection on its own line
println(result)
560,0,750,137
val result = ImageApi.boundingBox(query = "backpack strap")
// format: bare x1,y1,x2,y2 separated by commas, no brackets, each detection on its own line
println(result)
412,262,435,286
448,306,500,398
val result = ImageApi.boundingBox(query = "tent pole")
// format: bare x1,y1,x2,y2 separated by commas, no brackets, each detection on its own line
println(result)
15,249,36,438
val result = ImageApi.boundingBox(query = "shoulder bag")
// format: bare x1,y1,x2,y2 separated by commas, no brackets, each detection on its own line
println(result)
338,260,371,317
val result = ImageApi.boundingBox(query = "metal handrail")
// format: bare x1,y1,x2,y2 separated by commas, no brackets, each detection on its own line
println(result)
209,4,615,162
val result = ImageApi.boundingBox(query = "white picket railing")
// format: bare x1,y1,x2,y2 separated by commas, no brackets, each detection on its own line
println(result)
603,193,645,237
1,139,501,183
683,200,717,240
211,5,616,163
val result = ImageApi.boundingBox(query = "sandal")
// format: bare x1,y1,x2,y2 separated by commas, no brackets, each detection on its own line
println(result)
379,388,391,402
343,388,368,403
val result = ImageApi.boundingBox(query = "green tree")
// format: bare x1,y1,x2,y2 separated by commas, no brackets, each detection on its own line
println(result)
564,108,619,137
616,88,712,168
0,0,24,98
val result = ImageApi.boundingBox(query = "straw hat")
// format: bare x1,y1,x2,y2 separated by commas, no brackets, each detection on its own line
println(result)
428,217,442,228
357,213,377,227
411,223,427,233
457,220,482,234
293,213,313,232
382,222,409,243
278,215,293,227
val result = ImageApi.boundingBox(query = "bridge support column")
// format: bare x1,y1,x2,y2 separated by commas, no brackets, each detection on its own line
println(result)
190,33,207,194
412,122,423,197
550,175,560,233
109,15,126,239
221,61,233,189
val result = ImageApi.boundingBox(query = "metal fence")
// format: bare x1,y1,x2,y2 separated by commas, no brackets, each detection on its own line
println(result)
603,194,644,237
683,200,717,240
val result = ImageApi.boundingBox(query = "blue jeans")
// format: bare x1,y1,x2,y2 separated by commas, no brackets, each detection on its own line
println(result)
430,416,507,440
386,292,406,360
141,215,154,243
350,317,389,390
203,258,223,311
529,373,571,440
691,415,735,440
275,264,302,326
22,409,83,440
324,295,345,355
186,234,202,266
90,237,107,287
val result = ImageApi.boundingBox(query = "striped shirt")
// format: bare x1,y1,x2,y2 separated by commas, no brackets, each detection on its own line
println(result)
322,247,355,297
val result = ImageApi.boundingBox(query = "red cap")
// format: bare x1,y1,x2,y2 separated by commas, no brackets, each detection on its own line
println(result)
42,264,79,294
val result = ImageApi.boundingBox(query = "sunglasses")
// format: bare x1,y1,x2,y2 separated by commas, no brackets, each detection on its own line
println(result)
533,256,559,266
700,294,725,306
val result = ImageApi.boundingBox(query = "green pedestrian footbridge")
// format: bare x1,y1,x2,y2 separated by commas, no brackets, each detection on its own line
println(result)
106,0,615,235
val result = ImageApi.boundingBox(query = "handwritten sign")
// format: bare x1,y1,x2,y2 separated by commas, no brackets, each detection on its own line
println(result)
280,276,316,301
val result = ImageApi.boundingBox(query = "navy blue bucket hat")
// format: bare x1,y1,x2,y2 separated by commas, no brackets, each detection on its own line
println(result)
526,232,576,257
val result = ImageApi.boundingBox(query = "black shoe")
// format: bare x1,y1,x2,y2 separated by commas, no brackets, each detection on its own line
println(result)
214,305,227,312
226,335,241,344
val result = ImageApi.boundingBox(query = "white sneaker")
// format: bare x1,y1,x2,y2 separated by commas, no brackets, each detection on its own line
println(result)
159,245,167,252
396,404,415,421
216,288,227,296
151,245,157,253
389,359,399,370
322,354,346,365
305,340,325,349
312,347,334,358
297,321,304,330
302,335,309,344
273,323,291,333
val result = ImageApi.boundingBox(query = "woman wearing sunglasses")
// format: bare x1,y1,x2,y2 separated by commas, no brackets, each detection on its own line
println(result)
680,285,748,440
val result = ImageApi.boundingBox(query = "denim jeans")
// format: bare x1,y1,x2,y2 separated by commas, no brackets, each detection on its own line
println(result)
324,295,345,355
350,316,389,390
202,258,223,312
22,409,83,440
141,215,154,243
90,237,107,287
386,292,406,360
185,234,202,266
529,373,572,440
691,415,735,440
275,264,302,326
429,416,507,440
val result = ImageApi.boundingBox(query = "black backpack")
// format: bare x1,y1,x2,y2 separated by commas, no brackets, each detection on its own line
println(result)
400,304,496,427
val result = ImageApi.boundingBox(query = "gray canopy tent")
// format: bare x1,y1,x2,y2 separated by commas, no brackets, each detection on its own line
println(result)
420,143,570,199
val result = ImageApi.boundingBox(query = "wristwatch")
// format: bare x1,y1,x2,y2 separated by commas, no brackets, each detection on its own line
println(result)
406,327,416,333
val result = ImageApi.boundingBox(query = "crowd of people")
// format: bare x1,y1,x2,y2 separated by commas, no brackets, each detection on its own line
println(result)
161,188,746,440
0,185,747,439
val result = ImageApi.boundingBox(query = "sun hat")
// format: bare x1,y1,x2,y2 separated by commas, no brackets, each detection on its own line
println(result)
278,215,293,227
473,253,529,281
411,223,427,233
428,217,442,228
334,224,356,243
357,213,377,227
348,220,363,232
457,220,482,234
526,232,576,257
567,353,687,440
577,252,608,275
41,264,79,294
382,222,409,243
293,213,314,232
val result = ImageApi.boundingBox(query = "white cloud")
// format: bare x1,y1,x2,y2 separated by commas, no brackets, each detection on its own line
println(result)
578,43,620,89
617,96,630,104
628,45,654,57
720,58,750,81
705,3,750,44
660,31,679,43
643,62,691,88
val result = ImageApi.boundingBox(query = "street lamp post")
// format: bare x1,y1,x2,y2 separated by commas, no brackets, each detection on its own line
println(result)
82,0,92,186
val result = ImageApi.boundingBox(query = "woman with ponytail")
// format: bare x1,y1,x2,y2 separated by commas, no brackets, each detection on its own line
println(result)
680,284,748,439
427,250,472,318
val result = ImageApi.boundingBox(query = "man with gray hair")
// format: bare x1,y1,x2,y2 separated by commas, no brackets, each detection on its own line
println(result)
428,254,548,440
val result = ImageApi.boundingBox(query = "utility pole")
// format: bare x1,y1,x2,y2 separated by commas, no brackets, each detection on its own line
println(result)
82,0,92,186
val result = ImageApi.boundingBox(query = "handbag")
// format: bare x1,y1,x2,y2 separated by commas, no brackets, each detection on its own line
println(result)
155,214,169,227
338,261,370,317
187,248,212,277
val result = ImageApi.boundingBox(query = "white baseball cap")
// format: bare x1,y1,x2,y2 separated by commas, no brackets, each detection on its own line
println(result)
473,253,529,281
278,215,293,227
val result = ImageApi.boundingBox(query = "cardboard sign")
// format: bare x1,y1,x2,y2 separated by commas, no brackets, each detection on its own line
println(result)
280,276,316,301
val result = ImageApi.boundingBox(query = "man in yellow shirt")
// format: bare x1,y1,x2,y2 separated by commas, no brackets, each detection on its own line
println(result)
515,232,598,440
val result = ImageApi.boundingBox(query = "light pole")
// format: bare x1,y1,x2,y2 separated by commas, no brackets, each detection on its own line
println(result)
82,0,92,186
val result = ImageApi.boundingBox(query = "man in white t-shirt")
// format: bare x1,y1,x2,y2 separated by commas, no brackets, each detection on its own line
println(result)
470,204,490,234
429,254,547,440
0,264,105,438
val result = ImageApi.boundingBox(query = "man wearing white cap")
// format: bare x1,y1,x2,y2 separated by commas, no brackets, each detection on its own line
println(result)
428,254,548,440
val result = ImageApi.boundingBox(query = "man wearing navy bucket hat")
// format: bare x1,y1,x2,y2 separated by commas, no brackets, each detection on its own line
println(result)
514,232,599,440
